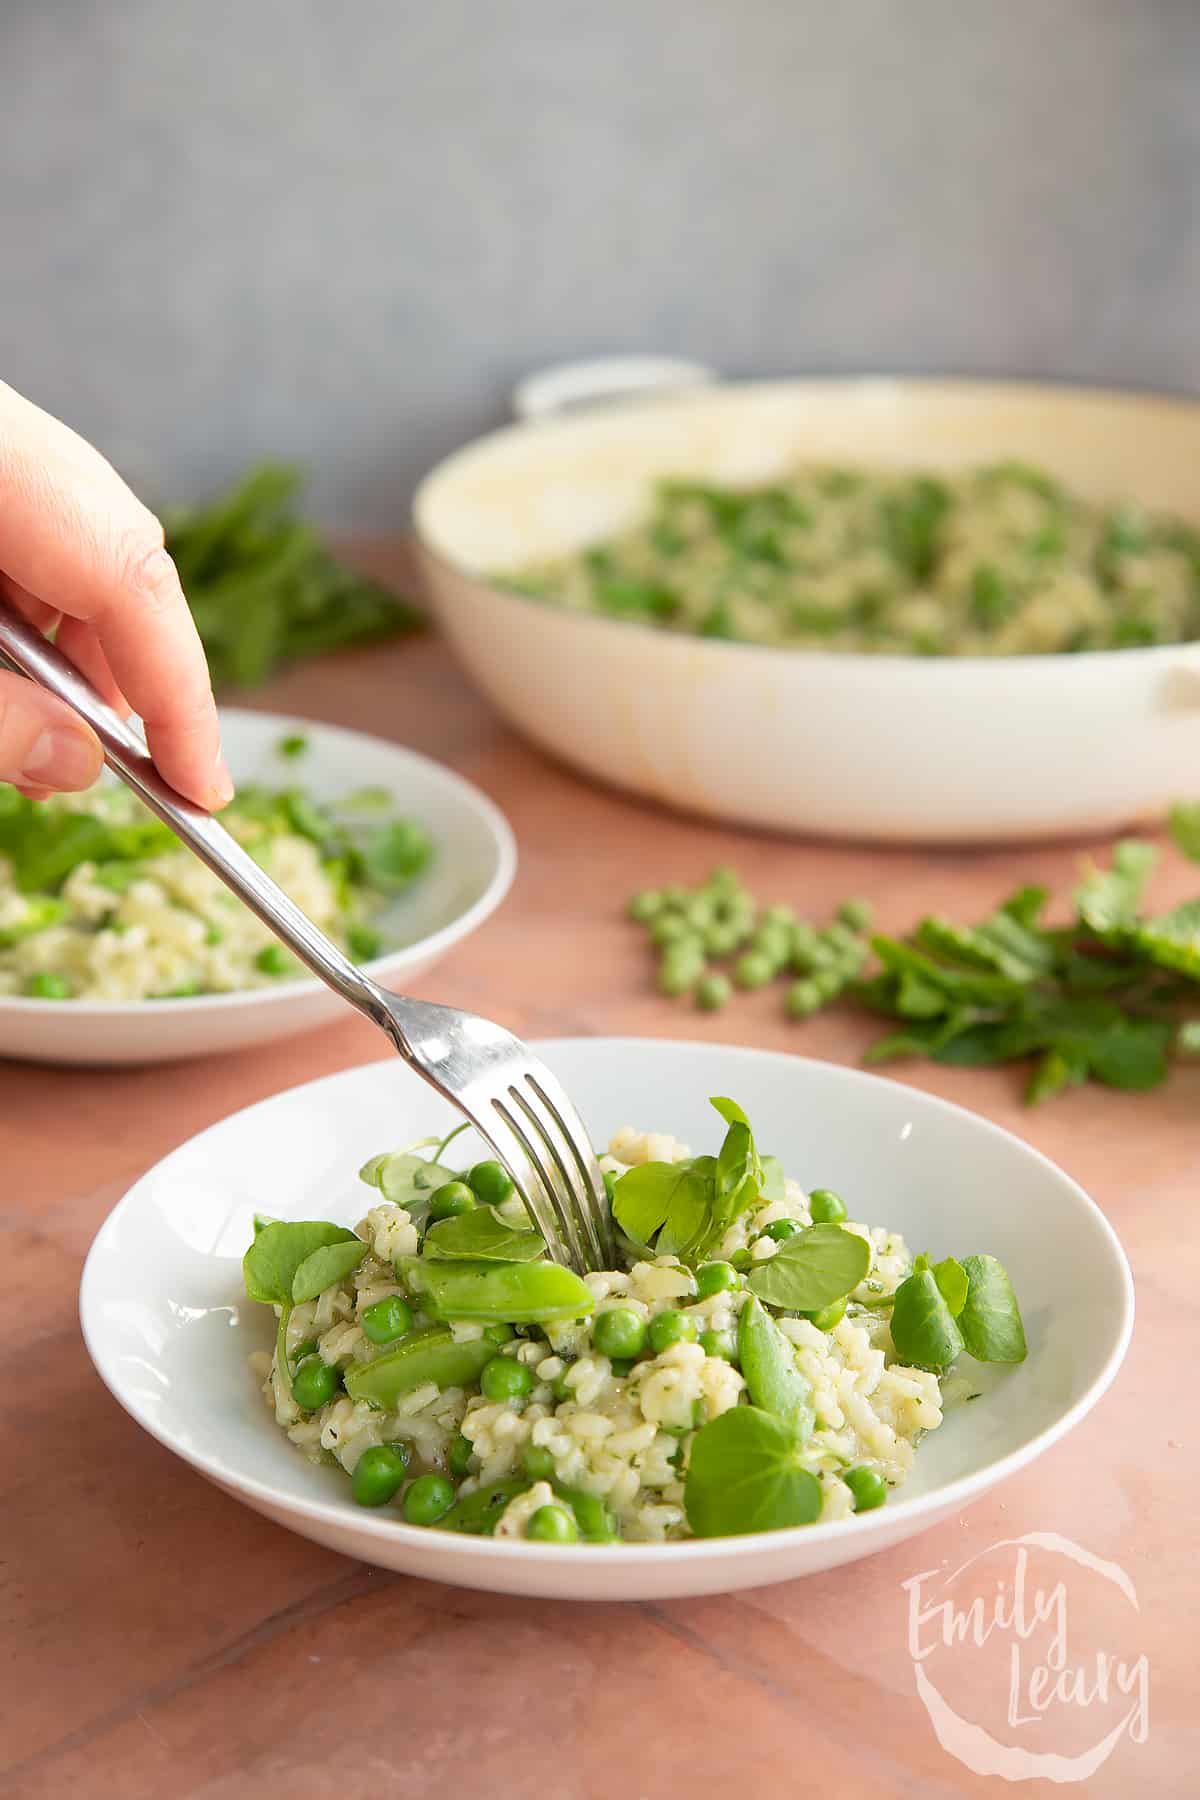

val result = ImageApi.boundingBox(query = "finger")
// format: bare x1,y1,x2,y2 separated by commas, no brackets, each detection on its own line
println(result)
0,382,231,808
0,669,103,793
53,615,131,714
0,572,60,638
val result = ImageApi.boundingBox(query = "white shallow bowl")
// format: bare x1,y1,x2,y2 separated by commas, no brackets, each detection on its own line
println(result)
79,1039,1132,1601
415,377,1200,843
0,709,515,1066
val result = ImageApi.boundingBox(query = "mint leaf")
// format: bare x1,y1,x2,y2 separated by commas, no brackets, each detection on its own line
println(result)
243,1220,358,1306
423,1208,546,1263
1168,802,1200,863
737,1298,815,1437
684,1406,823,1538
958,1255,1027,1364
291,1236,369,1303
746,1223,871,1312
1074,840,1157,933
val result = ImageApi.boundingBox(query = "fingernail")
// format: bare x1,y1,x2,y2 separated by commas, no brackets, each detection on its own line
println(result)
211,756,235,808
22,728,101,791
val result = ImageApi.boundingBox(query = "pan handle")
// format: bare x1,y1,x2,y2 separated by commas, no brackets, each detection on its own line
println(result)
512,356,716,423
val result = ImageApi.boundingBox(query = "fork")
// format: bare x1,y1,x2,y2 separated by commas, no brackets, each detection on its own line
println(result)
0,601,614,1273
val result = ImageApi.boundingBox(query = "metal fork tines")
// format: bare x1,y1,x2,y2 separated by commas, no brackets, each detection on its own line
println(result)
0,599,616,1274
380,997,614,1271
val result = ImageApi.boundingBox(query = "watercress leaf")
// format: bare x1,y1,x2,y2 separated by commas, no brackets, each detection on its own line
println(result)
362,819,434,891
252,1212,278,1236
423,1208,546,1263
758,1155,786,1204
958,1255,1027,1364
613,1161,706,1246
291,1236,369,1303
362,1151,460,1224
746,1223,871,1312
709,1095,750,1130
889,1267,965,1372
1168,801,1200,864
712,1121,759,1232
656,1167,714,1260
684,1406,823,1538
243,1220,357,1306
931,1256,969,1318
738,1297,816,1438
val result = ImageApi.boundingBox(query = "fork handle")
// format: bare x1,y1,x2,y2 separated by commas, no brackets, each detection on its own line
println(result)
0,599,391,1026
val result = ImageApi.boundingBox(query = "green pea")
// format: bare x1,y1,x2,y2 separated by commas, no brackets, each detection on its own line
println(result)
610,1358,634,1378
651,913,694,948
403,1473,456,1525
661,884,689,908
290,1337,319,1364
734,950,774,990
705,865,742,896
763,904,795,928
812,968,845,1001
804,1296,847,1330
448,1432,476,1477
427,1181,477,1221
837,897,873,931
526,1503,578,1543
646,1310,698,1354
480,1355,535,1402
291,1355,341,1410
592,1307,647,1360
521,1443,557,1481
729,1247,753,1274
25,971,72,999
351,1443,410,1507
702,922,741,957
699,1328,738,1362
658,956,705,998
695,972,732,1011
809,1188,847,1223
628,889,663,922
844,1465,888,1512
484,1322,515,1346
685,896,716,930
695,1260,740,1299
786,978,823,1018
762,1218,803,1242
751,926,791,968
467,1160,515,1207
360,1294,414,1346
254,943,294,977
552,1372,575,1403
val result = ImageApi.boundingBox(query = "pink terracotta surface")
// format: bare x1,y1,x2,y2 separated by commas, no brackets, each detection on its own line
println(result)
1,594,1195,1795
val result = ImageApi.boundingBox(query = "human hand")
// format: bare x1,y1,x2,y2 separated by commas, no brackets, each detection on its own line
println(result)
0,380,231,808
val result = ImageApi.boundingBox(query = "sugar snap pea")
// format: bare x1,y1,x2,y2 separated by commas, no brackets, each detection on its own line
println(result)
344,1325,497,1408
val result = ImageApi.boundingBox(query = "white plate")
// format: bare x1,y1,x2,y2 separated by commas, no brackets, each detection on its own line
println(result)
415,377,1200,843
79,1039,1132,1600
0,709,515,1065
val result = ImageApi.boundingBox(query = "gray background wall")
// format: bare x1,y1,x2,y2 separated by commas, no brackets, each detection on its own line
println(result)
3,0,1198,529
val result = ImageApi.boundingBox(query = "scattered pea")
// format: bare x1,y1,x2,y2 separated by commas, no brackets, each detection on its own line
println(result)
254,943,294,977
467,1160,515,1207
427,1180,477,1221
360,1294,414,1346
448,1432,476,1477
695,972,732,1011
351,1443,410,1507
403,1473,456,1525
25,971,72,999
786,979,823,1018
592,1307,647,1360
763,904,795,928
290,1337,319,1364
734,950,774,990
480,1355,535,1402
844,1465,888,1512
291,1355,341,1411
658,947,706,997
484,1322,515,1346
651,914,694,948
628,890,664,922
527,1503,578,1543
809,1188,848,1223
695,1260,740,1299
646,1310,698,1354
521,1443,557,1481
699,1328,738,1362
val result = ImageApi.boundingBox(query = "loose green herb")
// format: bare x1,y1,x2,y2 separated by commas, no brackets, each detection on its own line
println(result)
746,1223,871,1313
684,1406,824,1538
165,462,422,690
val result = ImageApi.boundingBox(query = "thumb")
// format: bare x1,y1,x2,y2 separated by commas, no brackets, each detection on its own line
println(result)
0,671,103,794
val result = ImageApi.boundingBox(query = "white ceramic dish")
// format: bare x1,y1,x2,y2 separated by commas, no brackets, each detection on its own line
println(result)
79,1039,1132,1601
414,377,1200,843
0,709,515,1066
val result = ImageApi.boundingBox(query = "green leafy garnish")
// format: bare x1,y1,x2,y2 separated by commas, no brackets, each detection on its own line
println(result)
243,1220,358,1306
291,1236,369,1303
746,1223,871,1313
957,1255,1027,1364
888,1260,965,1372
684,1406,823,1538
611,1097,771,1263
422,1209,546,1263
891,1251,1026,1371
737,1298,815,1437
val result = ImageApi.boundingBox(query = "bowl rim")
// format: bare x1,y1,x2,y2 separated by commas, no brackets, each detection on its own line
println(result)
413,371,1200,674
0,708,517,1018
79,1039,1135,1567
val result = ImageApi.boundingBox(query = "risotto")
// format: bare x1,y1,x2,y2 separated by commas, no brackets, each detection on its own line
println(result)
245,1100,1026,1543
504,461,1200,655
0,767,432,1001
